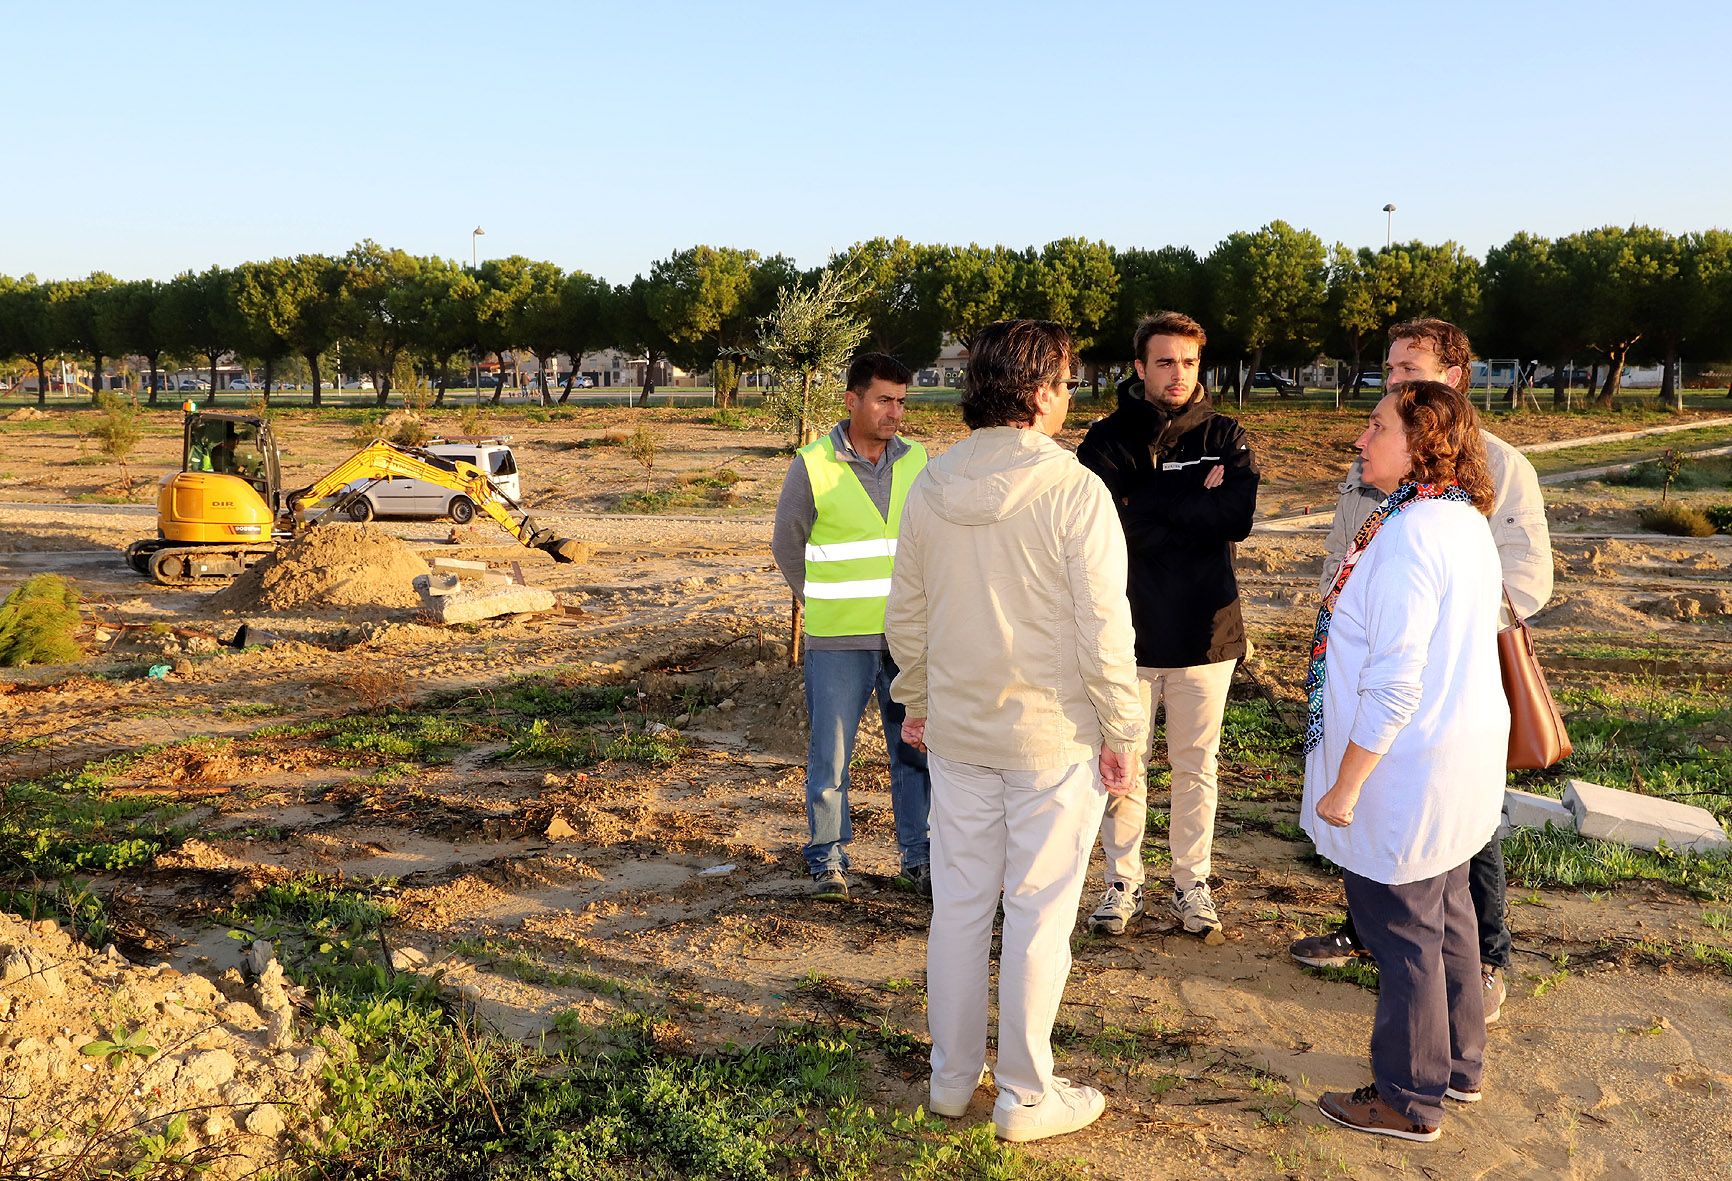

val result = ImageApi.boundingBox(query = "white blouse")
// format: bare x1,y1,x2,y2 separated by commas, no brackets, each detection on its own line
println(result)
1301,498,1510,885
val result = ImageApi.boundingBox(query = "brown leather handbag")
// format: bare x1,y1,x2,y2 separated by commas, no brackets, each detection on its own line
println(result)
1498,588,1572,770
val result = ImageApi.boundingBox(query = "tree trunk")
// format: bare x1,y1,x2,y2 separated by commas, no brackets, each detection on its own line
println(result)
1659,340,1681,412
263,357,274,406
1596,349,1631,409
147,353,161,406
375,377,390,408
89,353,103,404
1551,356,1569,409
307,351,323,408
534,354,551,407
1244,348,1263,409
34,357,48,406
489,352,506,406
207,351,220,405
434,357,449,406
558,367,575,404
636,349,659,408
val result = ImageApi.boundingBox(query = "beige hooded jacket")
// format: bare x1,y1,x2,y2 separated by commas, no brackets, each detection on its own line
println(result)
886,427,1145,771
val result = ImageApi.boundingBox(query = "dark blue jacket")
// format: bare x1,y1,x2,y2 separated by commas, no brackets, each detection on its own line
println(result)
1076,384,1259,668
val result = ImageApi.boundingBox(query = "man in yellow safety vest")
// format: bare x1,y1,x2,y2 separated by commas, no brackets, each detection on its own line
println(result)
772,353,931,901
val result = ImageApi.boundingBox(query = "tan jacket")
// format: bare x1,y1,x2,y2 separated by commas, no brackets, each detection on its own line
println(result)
1320,430,1553,620
886,428,1145,771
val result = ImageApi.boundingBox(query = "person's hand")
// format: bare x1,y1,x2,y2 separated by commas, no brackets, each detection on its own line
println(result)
1315,782,1359,827
901,717,927,752
1099,747,1131,796
1203,464,1224,490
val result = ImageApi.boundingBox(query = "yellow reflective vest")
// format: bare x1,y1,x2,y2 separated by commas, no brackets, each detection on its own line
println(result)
800,434,927,637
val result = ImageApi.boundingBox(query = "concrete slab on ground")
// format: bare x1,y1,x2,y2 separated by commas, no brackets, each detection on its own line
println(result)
1504,788,1577,832
1563,778,1731,855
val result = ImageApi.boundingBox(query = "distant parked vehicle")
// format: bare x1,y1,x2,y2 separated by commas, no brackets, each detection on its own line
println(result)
229,378,256,391
1249,370,1296,394
1350,370,1383,390
339,378,375,390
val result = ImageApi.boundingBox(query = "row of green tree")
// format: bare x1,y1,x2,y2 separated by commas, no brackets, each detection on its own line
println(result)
2,224,1728,412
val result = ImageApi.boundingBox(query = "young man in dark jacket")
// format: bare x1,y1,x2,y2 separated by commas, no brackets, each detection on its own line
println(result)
1076,311,1259,941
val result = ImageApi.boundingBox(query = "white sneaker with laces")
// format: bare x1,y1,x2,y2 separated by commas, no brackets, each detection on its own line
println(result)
994,1077,1106,1142
1171,882,1223,940
1087,881,1144,936
929,1066,991,1119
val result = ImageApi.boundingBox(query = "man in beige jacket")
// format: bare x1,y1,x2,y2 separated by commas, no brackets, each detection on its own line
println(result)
887,319,1144,1144
1292,318,1553,1027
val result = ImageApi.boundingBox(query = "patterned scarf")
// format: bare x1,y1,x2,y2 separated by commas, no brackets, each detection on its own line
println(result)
1302,480,1472,754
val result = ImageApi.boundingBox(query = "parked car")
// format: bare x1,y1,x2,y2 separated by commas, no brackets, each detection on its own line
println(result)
229,378,256,391
1249,370,1296,394
340,440,521,523
1349,370,1383,390
339,378,375,390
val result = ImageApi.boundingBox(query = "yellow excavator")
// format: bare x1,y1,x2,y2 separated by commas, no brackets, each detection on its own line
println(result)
125,410,585,585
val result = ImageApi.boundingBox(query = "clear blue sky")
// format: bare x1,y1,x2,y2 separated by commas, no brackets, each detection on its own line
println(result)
3,0,1726,284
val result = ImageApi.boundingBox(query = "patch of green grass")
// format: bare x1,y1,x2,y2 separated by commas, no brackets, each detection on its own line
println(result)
259,711,483,763
1530,426,1732,475
1306,959,1381,990
502,719,686,768
1503,824,1732,900
453,677,630,722
1604,453,1732,491
1542,678,1732,826
0,878,113,947
0,764,188,878
1217,698,1302,799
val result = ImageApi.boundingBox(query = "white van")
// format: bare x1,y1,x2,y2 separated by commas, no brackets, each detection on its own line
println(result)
342,439,522,523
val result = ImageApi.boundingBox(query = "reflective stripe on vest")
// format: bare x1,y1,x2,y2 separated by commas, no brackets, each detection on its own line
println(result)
801,434,926,637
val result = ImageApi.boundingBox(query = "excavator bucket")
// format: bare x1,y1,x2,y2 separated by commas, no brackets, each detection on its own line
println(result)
539,537,592,563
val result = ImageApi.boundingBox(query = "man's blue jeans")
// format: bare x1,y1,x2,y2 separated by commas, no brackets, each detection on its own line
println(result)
803,647,930,876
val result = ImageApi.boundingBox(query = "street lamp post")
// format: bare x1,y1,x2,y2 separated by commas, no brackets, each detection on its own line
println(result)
471,227,485,397
1382,203,1396,249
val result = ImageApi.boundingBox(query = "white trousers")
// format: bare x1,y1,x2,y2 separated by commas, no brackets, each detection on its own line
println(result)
927,751,1106,1106
1099,659,1235,892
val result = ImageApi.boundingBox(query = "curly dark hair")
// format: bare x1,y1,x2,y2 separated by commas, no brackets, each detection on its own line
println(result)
1388,318,1473,395
961,320,1072,430
1386,380,1493,514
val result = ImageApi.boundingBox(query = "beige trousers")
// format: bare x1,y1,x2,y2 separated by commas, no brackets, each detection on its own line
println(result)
1098,659,1236,892
926,752,1106,1106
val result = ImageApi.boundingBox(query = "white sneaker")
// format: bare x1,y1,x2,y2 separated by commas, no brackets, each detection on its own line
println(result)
929,1066,991,1119
1087,881,1144,936
1170,883,1222,939
993,1077,1106,1142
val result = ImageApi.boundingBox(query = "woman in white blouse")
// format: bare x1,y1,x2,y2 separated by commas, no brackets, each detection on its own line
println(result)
1300,381,1509,1143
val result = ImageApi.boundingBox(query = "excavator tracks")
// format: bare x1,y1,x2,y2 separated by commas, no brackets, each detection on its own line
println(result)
124,539,277,586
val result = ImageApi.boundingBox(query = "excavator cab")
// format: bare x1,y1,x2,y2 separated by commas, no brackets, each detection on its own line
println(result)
183,412,281,509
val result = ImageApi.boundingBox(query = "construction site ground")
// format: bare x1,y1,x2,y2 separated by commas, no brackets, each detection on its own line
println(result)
3,399,1732,1180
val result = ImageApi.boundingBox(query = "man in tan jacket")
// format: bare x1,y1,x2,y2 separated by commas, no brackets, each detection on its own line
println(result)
887,319,1144,1144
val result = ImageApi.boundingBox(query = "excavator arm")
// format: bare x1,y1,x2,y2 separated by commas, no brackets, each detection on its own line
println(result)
287,442,583,561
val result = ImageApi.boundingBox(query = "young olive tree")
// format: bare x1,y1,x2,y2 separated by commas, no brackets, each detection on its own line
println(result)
755,266,868,447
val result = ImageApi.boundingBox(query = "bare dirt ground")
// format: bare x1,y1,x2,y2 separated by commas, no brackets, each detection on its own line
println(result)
3,403,1732,1179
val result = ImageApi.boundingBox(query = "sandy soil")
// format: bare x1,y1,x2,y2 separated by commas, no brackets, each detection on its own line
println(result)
3,405,1732,1179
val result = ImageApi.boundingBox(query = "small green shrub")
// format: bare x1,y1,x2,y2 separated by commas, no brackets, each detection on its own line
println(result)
0,574,84,666
1640,503,1716,537
1706,505,1732,533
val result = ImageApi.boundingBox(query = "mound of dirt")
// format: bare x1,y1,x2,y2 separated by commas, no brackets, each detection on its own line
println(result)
0,913,336,1178
209,525,429,614
1533,587,1659,632
1645,590,1732,621
5,406,49,421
